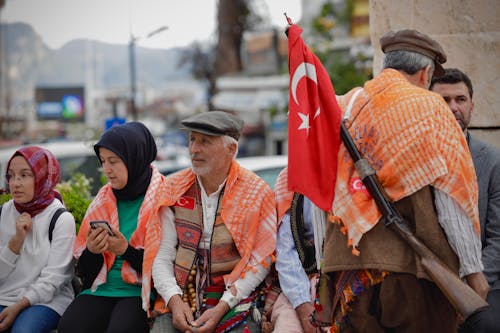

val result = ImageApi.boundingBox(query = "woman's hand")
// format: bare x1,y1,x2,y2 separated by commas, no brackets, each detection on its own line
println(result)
107,229,128,256
8,213,32,254
86,227,110,254
0,297,29,331
15,213,32,238
86,225,128,256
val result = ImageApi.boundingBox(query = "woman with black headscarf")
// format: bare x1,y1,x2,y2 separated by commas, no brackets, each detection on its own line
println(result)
58,122,168,333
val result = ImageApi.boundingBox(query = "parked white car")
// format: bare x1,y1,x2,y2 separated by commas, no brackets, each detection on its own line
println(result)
237,155,287,188
154,154,287,188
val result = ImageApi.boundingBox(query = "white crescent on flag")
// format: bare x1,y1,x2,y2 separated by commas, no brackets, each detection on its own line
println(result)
177,197,188,206
291,62,321,133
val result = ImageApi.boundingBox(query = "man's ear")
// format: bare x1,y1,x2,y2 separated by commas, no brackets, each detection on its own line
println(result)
228,141,237,156
420,64,433,89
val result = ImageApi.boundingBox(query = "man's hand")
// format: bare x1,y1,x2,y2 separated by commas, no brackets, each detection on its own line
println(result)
466,271,490,300
296,302,317,333
0,297,29,331
168,295,194,332
192,301,229,333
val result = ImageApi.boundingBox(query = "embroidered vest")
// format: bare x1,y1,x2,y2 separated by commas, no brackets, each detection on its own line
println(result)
173,182,241,290
290,193,317,275
171,182,256,332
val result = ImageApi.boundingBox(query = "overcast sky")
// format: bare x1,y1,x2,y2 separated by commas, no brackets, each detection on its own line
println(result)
1,0,302,49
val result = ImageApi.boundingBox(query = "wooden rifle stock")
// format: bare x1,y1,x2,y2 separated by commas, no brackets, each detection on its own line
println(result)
340,122,489,319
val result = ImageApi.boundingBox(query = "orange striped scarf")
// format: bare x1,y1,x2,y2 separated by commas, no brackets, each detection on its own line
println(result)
333,69,479,254
150,160,277,286
274,167,294,224
74,165,167,313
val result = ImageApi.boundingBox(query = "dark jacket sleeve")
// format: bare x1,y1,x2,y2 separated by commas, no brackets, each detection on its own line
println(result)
121,245,144,274
76,249,104,290
76,245,144,290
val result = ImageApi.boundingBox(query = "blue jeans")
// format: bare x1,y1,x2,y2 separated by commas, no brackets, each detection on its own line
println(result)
0,305,60,333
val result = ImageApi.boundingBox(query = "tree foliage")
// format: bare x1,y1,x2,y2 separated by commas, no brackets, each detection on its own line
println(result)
180,0,265,109
0,173,92,233
56,173,92,232
311,1,372,94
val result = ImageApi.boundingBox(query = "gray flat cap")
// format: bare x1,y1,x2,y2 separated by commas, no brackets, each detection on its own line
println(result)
380,29,447,77
180,111,244,140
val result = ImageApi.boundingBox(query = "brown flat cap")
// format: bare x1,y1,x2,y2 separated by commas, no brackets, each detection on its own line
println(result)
180,111,243,140
380,29,447,77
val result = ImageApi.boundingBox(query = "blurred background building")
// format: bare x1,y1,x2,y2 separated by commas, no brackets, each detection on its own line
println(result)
0,0,498,154
370,0,499,146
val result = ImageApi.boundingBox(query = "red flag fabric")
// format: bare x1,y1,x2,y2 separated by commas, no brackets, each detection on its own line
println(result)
286,24,342,211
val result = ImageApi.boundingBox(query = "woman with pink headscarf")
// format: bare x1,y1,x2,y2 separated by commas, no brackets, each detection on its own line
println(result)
0,146,75,333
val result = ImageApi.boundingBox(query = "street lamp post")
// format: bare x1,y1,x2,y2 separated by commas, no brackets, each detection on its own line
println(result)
128,37,137,120
128,26,168,120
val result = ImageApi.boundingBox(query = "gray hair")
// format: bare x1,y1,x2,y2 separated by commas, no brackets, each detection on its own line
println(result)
383,50,435,75
222,135,239,159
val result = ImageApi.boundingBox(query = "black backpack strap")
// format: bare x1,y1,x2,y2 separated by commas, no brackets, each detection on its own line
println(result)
48,207,68,242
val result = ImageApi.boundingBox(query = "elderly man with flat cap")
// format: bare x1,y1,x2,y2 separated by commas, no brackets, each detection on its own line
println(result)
149,111,277,332
316,29,489,332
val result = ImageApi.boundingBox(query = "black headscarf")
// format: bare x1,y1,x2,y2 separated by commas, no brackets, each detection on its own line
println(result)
94,122,157,201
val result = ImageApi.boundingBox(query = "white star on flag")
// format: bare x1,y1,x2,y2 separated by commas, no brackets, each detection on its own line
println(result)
297,112,310,134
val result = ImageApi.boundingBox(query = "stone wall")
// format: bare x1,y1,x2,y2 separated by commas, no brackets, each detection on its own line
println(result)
370,0,500,147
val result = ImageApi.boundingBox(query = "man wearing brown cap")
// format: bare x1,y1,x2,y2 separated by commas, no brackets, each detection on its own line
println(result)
149,111,277,332
319,29,488,332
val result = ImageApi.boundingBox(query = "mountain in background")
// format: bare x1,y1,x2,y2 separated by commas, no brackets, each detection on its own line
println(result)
1,22,195,104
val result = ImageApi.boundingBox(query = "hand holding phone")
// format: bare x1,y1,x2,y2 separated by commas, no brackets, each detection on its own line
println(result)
90,220,114,236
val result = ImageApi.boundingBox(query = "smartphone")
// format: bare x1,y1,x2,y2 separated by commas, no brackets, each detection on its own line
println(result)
90,220,114,236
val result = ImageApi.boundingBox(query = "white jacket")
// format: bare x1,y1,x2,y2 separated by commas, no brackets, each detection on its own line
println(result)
0,199,76,315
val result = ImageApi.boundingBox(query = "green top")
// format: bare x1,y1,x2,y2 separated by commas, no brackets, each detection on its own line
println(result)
80,195,144,297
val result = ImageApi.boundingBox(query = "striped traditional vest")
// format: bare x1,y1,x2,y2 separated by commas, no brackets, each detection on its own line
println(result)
290,193,317,275
173,182,241,290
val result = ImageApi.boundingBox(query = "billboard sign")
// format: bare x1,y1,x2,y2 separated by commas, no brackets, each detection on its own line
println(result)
35,86,85,122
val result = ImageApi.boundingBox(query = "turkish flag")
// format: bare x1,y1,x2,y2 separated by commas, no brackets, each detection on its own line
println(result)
174,196,195,210
286,24,342,211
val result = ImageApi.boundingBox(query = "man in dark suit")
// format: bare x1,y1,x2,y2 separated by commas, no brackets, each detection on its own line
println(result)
431,68,500,333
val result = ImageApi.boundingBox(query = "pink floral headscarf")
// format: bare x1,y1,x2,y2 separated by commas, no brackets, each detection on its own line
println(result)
6,146,63,217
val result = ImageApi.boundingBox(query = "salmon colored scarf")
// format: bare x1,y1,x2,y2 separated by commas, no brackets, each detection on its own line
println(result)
74,165,166,312
143,160,277,296
332,69,479,254
275,167,294,224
